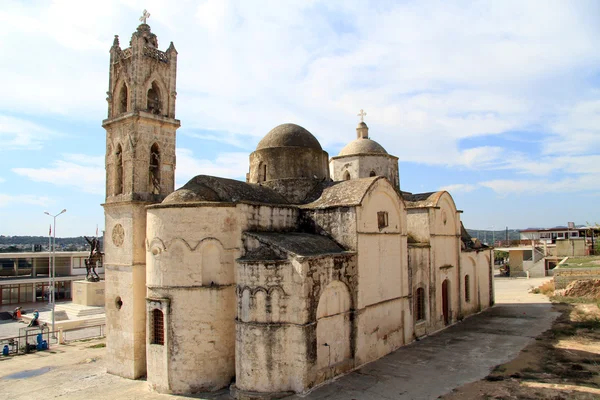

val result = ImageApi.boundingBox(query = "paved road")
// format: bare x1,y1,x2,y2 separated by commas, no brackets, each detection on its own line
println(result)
0,277,559,400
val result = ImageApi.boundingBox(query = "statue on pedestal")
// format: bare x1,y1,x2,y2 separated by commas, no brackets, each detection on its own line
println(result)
84,236,103,282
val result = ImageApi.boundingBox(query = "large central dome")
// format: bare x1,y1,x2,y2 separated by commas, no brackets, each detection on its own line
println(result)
256,123,322,151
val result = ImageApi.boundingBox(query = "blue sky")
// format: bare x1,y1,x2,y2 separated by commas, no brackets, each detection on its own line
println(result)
1,0,599,236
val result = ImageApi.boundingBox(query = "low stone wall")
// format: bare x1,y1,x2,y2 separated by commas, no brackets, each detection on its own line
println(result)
553,267,600,289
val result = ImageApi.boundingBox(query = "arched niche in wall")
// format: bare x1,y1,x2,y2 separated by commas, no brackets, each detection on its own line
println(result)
254,289,268,323
240,288,251,322
146,80,163,115
116,81,128,114
316,281,352,370
200,239,232,286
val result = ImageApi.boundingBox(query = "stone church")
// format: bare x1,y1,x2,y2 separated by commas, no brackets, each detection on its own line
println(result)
102,20,493,399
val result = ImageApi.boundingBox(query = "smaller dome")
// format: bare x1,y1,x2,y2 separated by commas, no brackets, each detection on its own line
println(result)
256,123,322,151
338,138,388,156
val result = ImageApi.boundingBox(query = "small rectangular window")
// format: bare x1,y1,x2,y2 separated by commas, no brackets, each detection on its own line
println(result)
151,308,164,345
377,211,388,230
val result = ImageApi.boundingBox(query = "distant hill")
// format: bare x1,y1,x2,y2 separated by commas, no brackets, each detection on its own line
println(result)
0,236,103,253
466,229,521,244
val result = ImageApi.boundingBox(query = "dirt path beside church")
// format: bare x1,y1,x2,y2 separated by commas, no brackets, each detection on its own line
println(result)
290,277,559,400
0,277,560,400
442,288,600,399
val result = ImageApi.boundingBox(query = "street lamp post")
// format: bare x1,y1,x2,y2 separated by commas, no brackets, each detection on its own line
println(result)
44,209,66,339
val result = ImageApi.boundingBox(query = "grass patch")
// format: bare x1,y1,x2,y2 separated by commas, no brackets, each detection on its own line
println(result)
559,256,600,268
88,343,106,349
550,295,600,306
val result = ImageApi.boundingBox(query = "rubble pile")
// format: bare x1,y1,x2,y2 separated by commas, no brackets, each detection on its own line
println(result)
563,279,600,299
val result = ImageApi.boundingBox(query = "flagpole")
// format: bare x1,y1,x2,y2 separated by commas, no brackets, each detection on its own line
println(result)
44,209,66,340
48,225,52,307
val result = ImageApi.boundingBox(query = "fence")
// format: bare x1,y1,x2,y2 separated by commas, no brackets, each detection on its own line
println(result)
62,324,105,342
1,324,105,356
1,325,53,356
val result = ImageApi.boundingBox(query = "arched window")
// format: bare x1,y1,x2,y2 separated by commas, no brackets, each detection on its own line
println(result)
115,144,123,195
149,143,160,194
415,287,425,321
147,81,161,114
151,308,164,345
343,171,350,181
118,84,128,114
262,163,267,182
369,170,376,177
464,275,471,302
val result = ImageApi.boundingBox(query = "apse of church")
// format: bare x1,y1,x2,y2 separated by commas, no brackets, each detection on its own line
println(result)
103,14,493,399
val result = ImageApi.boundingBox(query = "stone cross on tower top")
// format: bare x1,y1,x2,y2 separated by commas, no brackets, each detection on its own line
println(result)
140,9,151,24
357,109,367,123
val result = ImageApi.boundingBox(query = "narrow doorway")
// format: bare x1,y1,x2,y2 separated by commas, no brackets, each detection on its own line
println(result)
442,279,450,325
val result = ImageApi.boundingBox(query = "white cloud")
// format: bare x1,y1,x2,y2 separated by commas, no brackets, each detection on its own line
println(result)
0,1,599,198
175,148,248,187
439,184,478,193
0,115,59,150
12,153,104,194
0,177,5,183
480,174,600,196
0,194,51,208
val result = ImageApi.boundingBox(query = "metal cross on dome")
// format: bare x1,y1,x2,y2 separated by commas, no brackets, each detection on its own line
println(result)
357,109,367,123
140,9,151,24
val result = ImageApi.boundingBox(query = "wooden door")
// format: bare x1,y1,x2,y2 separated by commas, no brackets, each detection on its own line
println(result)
442,279,450,325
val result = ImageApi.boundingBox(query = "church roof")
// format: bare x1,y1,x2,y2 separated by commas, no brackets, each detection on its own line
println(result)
256,123,323,151
338,137,388,156
243,232,346,258
301,176,382,209
162,175,289,205
403,191,444,208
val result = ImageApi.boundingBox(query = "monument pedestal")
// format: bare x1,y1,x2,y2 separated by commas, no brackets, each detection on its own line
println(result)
73,280,105,306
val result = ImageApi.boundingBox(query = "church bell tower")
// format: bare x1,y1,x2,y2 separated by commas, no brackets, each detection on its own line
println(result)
102,11,180,379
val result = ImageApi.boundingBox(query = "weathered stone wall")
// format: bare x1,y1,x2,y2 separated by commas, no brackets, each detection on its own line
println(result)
249,147,329,182
238,203,299,233
354,297,409,366
356,182,407,309
248,146,329,203
406,208,429,243
459,253,478,316
300,207,358,250
556,239,587,257
105,118,177,203
554,267,600,289
145,205,240,392
104,202,149,379
146,287,236,394
408,244,432,338
236,252,357,395
329,154,400,190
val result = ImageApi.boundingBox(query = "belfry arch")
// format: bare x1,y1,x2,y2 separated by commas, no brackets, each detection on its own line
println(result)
147,81,162,114
115,144,123,195
149,143,161,194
